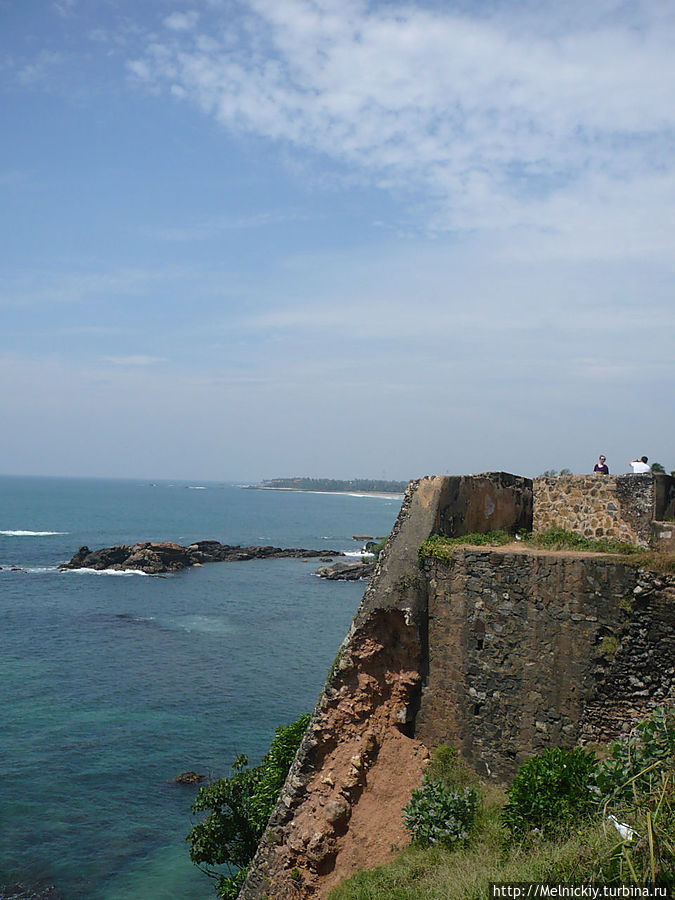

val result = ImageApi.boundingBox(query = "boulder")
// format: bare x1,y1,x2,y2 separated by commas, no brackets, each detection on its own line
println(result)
315,561,376,581
174,771,205,785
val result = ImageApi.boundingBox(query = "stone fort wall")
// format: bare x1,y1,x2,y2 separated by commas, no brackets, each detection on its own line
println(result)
240,473,675,899
416,548,674,778
533,472,675,547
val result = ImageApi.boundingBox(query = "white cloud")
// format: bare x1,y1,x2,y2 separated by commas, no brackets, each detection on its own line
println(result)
103,355,166,366
128,0,675,255
164,10,200,32
17,51,63,85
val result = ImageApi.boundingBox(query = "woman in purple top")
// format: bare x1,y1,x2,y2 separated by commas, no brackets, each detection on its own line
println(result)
594,455,609,474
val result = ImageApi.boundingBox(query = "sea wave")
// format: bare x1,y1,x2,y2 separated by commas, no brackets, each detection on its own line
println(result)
343,550,375,558
345,492,402,499
65,567,152,577
170,615,231,635
0,530,68,536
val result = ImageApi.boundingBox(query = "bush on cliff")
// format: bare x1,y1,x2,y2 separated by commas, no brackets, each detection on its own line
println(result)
187,712,310,899
403,746,480,849
404,780,479,848
591,706,675,887
503,746,597,839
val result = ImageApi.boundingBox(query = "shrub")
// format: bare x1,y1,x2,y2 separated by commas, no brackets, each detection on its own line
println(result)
187,713,310,898
593,705,675,805
403,778,479,848
591,707,675,888
502,746,597,839
426,744,480,791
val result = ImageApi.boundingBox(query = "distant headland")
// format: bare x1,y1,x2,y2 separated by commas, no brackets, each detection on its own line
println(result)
243,477,408,495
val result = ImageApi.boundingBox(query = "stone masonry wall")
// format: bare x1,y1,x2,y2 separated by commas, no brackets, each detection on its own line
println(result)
533,474,657,547
415,548,675,778
241,474,674,898
240,473,533,900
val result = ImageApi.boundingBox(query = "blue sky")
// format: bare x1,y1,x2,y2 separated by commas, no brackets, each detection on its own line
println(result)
1,0,673,480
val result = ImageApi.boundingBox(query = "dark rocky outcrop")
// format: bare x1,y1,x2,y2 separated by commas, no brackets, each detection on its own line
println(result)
59,541,344,575
173,771,205,785
314,561,376,581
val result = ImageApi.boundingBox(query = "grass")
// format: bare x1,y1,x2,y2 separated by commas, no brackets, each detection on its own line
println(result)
328,793,621,900
328,740,675,900
418,528,675,573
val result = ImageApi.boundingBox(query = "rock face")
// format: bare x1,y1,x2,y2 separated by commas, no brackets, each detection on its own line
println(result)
59,542,344,574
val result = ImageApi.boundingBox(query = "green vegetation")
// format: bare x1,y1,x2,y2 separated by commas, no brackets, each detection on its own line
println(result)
329,707,675,900
502,747,597,839
258,477,408,493
404,780,479,848
417,531,513,566
187,713,310,899
599,634,621,656
418,527,675,572
368,536,389,561
523,527,637,554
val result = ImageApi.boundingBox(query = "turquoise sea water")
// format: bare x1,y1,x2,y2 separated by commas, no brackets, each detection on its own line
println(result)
0,477,401,900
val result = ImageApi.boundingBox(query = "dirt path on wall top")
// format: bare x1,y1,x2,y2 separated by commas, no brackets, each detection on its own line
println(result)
459,543,619,558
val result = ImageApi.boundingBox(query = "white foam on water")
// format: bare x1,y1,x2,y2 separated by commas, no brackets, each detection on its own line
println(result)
344,492,403,500
170,615,231,636
187,486,207,490
0,530,69,536
65,567,152,577
343,550,375,558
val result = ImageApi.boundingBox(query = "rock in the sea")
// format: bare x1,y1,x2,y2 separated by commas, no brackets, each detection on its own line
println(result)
174,771,205,785
59,541,345,575
315,561,376,581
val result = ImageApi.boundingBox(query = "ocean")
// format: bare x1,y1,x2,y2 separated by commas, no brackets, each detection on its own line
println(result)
0,476,401,900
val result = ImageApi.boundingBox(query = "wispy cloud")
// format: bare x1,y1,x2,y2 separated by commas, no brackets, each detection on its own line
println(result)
127,0,675,255
17,51,63,85
103,355,166,366
0,265,193,308
142,209,308,241
164,10,200,32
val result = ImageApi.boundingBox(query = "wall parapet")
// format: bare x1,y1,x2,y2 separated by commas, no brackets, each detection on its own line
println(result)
533,473,674,548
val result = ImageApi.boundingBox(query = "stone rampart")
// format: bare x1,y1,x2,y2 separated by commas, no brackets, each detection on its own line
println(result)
415,548,674,777
533,473,674,547
240,473,674,899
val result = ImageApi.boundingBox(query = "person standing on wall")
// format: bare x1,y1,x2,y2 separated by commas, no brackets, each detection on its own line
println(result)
630,456,651,473
594,455,609,474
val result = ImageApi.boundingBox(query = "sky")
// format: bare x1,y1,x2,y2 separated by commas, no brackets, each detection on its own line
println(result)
1,0,673,481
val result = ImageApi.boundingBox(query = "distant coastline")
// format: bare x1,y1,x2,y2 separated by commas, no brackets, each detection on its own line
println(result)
243,477,408,498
